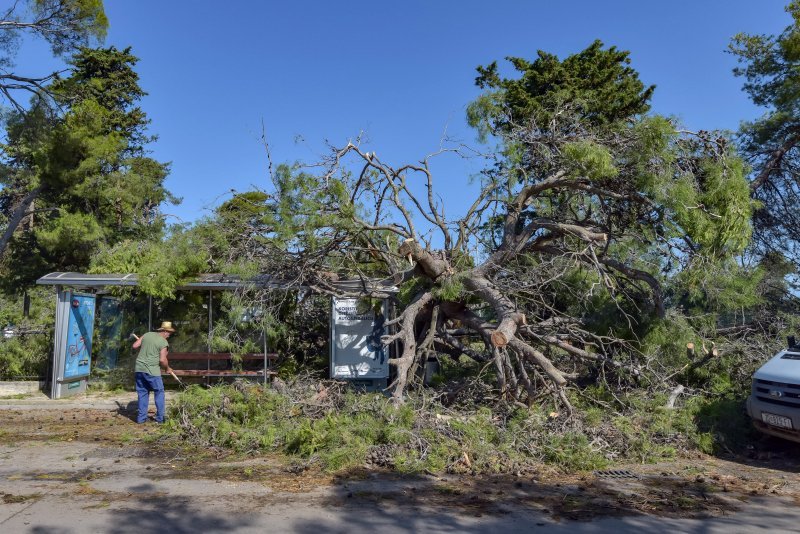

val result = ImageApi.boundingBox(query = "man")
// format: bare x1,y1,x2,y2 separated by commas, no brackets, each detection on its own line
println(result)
132,321,175,424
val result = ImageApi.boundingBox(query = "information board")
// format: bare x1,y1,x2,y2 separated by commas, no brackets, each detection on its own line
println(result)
330,297,388,379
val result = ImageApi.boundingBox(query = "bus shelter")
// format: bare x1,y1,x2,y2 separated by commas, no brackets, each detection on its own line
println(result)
36,272,397,398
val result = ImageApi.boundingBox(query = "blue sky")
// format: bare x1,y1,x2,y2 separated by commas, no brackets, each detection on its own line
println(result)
17,1,793,223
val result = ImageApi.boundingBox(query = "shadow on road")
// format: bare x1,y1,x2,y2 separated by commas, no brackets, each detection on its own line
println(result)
104,495,255,533
114,400,139,423
303,467,743,524
283,467,800,533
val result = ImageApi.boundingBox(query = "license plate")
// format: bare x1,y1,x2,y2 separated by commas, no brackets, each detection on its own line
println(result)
762,412,794,429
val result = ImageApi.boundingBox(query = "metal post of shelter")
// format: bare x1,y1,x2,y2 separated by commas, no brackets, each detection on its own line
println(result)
49,285,62,398
207,290,213,352
263,329,268,387
207,290,212,385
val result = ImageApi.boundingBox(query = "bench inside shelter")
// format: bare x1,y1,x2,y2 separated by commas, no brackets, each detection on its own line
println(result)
168,352,278,384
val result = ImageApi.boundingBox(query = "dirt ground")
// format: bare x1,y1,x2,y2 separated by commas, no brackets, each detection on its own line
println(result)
2,404,800,532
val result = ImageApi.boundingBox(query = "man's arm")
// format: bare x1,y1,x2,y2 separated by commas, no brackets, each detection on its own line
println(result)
159,347,172,374
132,334,142,350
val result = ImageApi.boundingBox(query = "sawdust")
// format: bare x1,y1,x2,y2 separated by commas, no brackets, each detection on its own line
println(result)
145,461,336,493
1,491,41,504
0,409,152,445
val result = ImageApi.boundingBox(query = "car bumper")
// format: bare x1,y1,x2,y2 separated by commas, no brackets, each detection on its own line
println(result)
747,394,800,444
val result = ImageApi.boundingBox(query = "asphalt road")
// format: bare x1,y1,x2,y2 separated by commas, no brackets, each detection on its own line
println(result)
2,464,799,533
0,400,799,533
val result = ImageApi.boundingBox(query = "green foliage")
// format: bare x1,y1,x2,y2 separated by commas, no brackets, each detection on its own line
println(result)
672,260,764,319
730,1,800,258
641,302,776,398
641,313,697,368
89,239,152,274
664,147,753,258
89,227,207,299
235,164,355,257
432,272,466,301
30,1,108,55
689,397,756,454
561,141,618,180
609,118,754,262
170,385,413,472
168,381,762,474
541,432,609,471
0,46,172,289
571,387,757,464
36,212,106,263
53,46,147,138
396,277,429,306
469,40,654,138
612,410,681,464
130,232,207,299
0,1,107,84
467,44,753,345
92,160,370,302
0,334,50,379
730,1,800,112
393,428,454,473
0,287,54,378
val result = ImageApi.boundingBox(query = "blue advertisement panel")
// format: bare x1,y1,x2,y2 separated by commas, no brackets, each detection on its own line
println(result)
63,293,95,379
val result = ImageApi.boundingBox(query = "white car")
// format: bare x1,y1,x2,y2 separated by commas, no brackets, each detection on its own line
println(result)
747,346,800,443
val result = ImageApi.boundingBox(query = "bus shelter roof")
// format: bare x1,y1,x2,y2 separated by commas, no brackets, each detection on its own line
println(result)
36,272,398,297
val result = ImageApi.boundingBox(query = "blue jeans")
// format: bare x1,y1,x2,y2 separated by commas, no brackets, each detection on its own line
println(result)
135,372,165,423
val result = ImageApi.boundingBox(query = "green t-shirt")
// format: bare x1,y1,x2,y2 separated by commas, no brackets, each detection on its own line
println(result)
134,332,169,376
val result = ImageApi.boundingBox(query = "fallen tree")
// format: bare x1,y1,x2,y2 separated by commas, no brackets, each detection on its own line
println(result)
90,43,753,409
214,44,753,408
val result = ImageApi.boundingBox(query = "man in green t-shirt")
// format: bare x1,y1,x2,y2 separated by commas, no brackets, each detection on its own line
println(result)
132,321,175,423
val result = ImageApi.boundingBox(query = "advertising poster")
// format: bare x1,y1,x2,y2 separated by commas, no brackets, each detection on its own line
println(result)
63,293,95,379
331,297,388,379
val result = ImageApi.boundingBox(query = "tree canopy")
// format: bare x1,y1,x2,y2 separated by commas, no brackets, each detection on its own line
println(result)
731,0,800,263
0,46,173,291
467,40,655,140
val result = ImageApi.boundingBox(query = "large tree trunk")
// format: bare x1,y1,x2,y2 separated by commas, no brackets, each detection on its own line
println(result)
461,274,526,347
384,290,434,403
0,185,43,258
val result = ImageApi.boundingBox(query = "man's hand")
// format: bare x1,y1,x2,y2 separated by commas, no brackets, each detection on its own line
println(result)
165,367,174,375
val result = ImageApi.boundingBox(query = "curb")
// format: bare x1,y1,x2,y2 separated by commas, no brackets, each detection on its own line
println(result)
0,393,177,410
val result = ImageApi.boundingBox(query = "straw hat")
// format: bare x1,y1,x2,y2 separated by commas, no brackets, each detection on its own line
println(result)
157,321,176,333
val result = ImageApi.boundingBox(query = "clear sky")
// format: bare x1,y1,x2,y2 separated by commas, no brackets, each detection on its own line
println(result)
17,1,795,223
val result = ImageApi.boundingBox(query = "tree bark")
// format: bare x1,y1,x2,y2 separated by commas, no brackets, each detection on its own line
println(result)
384,291,434,403
451,308,569,391
461,274,526,347
750,133,800,192
0,185,43,258
397,239,450,280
